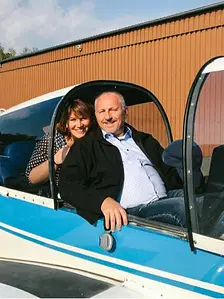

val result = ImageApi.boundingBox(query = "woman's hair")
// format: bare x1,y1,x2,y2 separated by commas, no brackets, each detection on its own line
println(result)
56,99,95,138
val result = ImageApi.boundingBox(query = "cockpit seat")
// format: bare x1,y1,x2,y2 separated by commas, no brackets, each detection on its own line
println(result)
162,139,204,193
0,140,36,186
205,145,224,194
199,145,224,237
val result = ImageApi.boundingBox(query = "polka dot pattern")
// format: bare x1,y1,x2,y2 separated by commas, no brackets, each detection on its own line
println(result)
25,131,66,185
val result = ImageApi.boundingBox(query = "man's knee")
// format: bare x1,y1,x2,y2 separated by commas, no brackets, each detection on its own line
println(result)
167,189,184,198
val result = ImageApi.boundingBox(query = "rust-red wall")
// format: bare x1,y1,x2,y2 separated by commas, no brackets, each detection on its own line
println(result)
195,71,224,156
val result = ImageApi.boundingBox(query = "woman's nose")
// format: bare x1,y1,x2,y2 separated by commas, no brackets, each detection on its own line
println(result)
76,119,82,127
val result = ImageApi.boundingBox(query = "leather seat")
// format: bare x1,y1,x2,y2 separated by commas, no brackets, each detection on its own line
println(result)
200,145,224,237
205,145,224,194
0,140,36,186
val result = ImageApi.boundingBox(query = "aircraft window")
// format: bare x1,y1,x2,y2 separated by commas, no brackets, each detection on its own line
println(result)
0,97,62,191
0,141,5,155
194,70,224,241
127,102,169,148
0,97,61,143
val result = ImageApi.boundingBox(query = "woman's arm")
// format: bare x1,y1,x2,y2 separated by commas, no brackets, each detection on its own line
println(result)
25,132,70,185
28,146,70,184
28,159,51,184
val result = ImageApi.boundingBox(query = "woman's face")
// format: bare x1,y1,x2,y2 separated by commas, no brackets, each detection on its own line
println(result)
67,110,91,139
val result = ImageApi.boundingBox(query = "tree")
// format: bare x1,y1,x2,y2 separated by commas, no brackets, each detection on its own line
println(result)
0,44,16,61
0,43,38,61
21,47,38,55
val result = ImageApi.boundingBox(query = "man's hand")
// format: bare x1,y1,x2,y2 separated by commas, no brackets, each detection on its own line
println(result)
101,197,128,232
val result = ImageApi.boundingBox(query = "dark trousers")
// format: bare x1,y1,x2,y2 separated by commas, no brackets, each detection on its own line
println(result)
127,189,186,227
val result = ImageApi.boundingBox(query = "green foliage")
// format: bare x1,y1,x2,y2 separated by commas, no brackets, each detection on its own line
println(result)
0,43,38,61
0,44,17,61
20,47,38,54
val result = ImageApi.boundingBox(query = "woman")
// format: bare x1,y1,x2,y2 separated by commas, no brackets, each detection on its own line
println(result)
25,99,94,186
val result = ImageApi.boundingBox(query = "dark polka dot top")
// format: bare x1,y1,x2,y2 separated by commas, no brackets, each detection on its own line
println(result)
25,131,66,185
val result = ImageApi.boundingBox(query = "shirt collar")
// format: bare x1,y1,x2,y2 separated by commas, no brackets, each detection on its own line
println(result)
102,126,132,140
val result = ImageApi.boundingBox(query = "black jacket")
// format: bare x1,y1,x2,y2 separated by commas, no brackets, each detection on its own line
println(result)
59,126,183,224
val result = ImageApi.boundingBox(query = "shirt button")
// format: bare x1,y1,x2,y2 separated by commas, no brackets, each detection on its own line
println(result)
127,149,129,151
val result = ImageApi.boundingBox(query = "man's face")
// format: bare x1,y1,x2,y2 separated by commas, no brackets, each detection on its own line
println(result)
95,92,128,137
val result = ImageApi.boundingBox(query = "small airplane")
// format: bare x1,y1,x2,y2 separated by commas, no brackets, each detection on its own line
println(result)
0,56,223,298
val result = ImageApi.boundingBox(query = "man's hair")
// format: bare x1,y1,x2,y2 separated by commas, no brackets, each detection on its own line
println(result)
94,91,127,110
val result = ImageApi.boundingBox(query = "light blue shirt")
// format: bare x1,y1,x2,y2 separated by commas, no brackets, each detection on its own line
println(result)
102,127,167,208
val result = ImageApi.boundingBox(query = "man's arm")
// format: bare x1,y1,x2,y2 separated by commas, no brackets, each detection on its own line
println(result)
59,140,128,230
59,140,106,217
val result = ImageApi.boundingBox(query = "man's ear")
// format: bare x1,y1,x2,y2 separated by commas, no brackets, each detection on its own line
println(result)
125,107,128,118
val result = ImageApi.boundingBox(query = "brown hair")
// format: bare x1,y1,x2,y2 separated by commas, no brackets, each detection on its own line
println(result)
56,99,95,138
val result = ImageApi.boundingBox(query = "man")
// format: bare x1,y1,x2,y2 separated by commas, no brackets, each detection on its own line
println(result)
59,91,185,231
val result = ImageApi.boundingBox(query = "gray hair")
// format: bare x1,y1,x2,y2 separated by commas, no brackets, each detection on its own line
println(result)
94,91,127,110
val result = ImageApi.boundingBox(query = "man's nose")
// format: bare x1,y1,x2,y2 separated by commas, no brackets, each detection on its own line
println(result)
105,111,112,119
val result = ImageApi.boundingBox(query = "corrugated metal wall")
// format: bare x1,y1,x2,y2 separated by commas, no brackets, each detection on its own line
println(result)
0,6,224,142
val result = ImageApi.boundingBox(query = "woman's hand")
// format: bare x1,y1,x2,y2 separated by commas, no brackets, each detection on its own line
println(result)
65,136,74,147
54,146,70,165
54,137,75,165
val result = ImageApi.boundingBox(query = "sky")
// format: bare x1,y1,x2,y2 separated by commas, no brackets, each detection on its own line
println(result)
0,0,222,53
